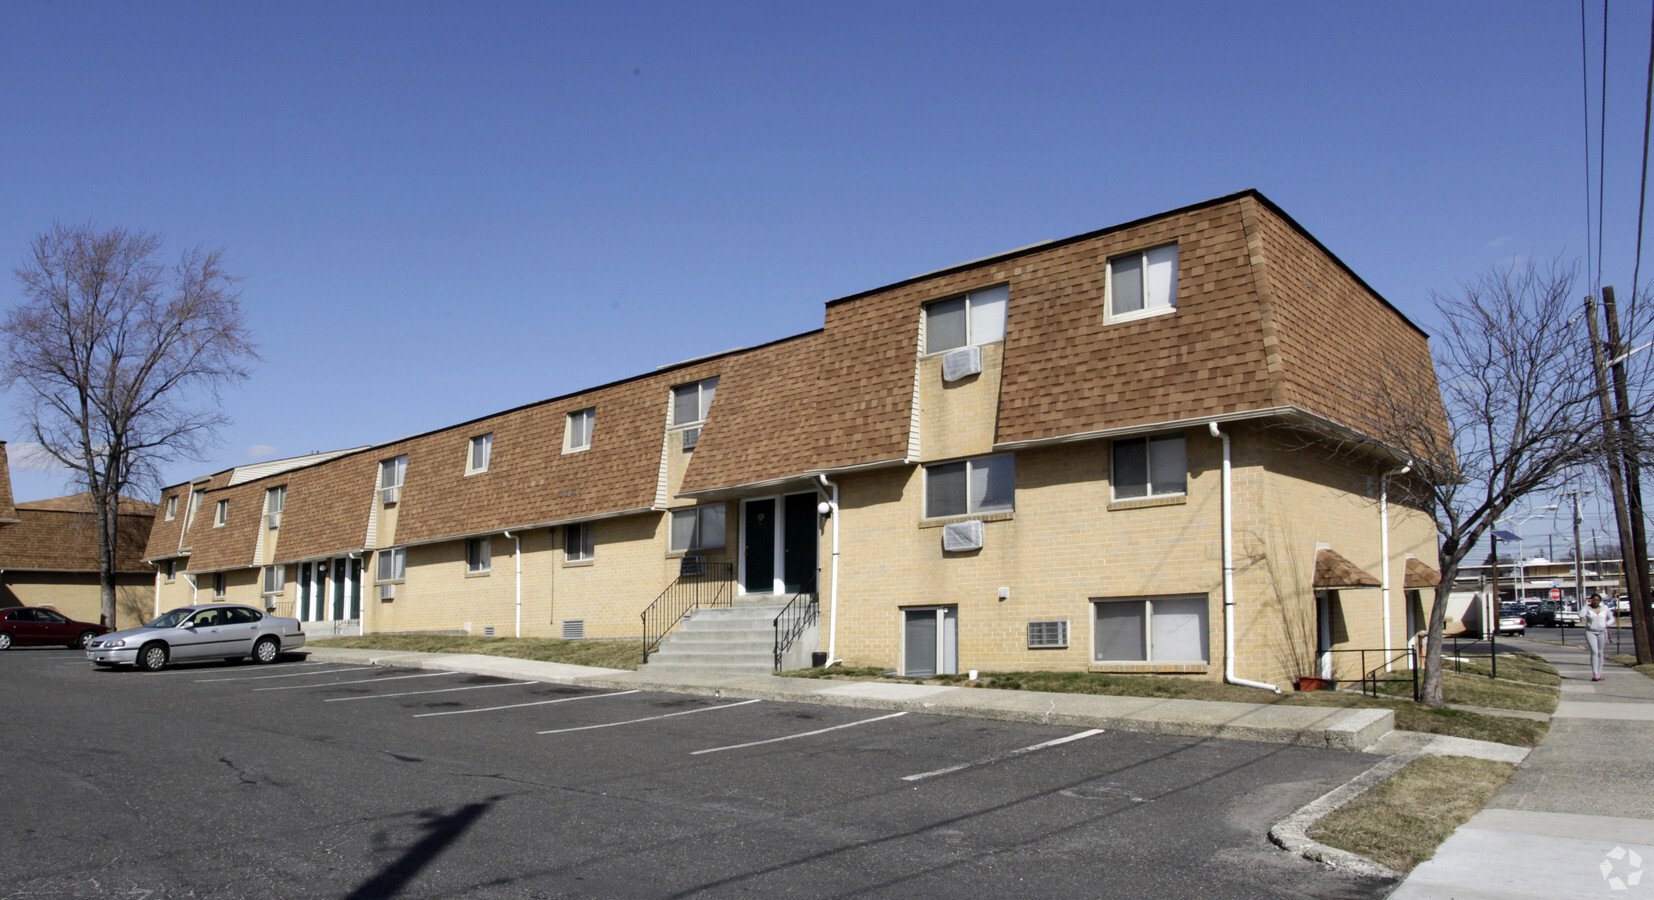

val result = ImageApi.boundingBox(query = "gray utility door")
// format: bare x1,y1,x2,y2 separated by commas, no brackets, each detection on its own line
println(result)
903,606,958,678
743,493,819,595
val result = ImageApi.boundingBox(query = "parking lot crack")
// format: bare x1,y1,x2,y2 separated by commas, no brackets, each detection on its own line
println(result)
218,755,261,786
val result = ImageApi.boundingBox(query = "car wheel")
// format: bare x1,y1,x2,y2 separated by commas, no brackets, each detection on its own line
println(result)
74,631,98,650
251,636,280,664
136,642,168,672
0,632,11,651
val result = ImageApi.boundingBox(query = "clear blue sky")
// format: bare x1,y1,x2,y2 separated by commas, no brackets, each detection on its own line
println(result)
3,1,1650,556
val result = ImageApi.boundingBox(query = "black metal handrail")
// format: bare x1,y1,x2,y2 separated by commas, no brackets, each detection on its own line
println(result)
1313,646,1420,701
640,562,734,663
772,591,819,672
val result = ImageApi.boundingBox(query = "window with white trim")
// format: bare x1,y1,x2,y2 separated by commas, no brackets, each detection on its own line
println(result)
565,522,594,561
565,408,595,453
1094,595,1209,663
214,499,228,527
380,455,406,491
1106,244,1179,321
264,486,285,530
1111,434,1186,499
212,572,226,598
164,495,178,520
376,548,406,582
164,559,177,583
263,563,285,595
924,284,1008,354
187,490,204,528
671,377,719,427
924,454,1015,518
669,506,726,552
466,537,492,573
467,434,493,474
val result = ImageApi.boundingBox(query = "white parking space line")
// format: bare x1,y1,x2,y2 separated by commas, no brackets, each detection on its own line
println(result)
691,711,909,755
253,671,457,692
414,690,640,718
325,681,538,702
196,664,368,682
901,728,1106,782
537,698,762,735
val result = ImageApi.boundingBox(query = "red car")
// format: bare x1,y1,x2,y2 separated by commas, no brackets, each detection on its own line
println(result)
0,607,111,650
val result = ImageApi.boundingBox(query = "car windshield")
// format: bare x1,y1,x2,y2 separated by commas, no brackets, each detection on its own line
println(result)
145,609,193,629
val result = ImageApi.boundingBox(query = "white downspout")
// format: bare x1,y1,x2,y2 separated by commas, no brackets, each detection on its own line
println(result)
1210,422,1279,693
817,474,841,666
1379,461,1412,672
504,530,522,638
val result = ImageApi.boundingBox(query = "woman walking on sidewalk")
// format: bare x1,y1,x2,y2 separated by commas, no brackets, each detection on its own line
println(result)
1582,594,1617,681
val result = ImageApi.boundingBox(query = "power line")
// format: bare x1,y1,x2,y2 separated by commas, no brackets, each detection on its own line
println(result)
1633,6,1654,304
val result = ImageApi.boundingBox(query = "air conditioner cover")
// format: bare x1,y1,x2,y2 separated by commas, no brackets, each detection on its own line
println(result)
941,346,983,382
942,519,984,552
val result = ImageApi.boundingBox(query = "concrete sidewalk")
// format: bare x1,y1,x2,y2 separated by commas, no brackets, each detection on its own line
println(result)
1389,639,1654,899
300,646,1395,749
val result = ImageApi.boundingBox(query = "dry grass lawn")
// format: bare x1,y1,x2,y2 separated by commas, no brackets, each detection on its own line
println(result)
309,634,640,670
1308,756,1516,872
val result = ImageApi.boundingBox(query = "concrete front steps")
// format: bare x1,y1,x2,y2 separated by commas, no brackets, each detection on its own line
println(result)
637,599,800,676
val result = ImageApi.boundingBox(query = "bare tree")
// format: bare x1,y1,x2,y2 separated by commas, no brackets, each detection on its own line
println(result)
2,224,257,629
1359,260,1601,707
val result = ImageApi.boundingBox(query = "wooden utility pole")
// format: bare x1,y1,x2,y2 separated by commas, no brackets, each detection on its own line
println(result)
1589,291,1653,663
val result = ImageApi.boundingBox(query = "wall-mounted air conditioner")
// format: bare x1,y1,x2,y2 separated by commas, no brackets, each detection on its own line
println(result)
265,513,281,531
681,426,701,450
679,554,706,577
941,520,984,552
1028,620,1069,649
381,486,401,505
378,583,396,601
941,346,983,382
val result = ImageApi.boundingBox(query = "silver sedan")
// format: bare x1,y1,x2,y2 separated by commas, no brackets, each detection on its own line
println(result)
86,604,306,671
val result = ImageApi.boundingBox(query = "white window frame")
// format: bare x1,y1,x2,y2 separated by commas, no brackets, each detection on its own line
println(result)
164,559,177,583
1111,434,1187,500
1092,595,1210,664
467,434,493,475
380,455,406,490
265,486,285,530
466,537,492,574
1105,243,1179,323
376,548,406,583
565,408,595,453
923,454,1016,519
214,499,228,527
565,522,595,562
164,495,178,521
212,572,227,598
187,490,204,529
263,563,286,595
670,377,719,428
923,284,1009,355
669,506,726,553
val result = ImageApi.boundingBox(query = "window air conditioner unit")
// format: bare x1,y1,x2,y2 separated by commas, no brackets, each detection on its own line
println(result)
266,513,281,531
679,554,706,577
941,346,982,382
381,486,401,505
1028,620,1069,649
941,520,984,552
681,426,701,451
379,583,396,601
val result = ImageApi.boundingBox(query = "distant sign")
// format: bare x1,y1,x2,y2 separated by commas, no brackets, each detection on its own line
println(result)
1550,588,1562,600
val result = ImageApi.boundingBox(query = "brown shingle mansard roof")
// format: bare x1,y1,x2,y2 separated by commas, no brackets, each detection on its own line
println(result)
0,495,155,573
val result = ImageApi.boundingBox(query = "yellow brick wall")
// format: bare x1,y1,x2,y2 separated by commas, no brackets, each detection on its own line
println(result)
1,572,152,628
917,342,1003,462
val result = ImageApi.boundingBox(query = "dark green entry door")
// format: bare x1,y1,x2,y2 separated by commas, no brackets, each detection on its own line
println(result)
744,499,775,594
783,493,818,593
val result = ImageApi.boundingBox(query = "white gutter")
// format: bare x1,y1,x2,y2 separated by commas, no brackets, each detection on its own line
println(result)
817,474,842,667
1209,422,1279,693
504,530,522,638
1379,461,1411,672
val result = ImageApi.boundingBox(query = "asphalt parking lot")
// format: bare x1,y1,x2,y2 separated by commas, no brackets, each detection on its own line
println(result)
1,649,1394,899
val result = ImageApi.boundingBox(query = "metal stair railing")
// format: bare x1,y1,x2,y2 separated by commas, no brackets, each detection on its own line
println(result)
640,562,734,663
772,591,819,672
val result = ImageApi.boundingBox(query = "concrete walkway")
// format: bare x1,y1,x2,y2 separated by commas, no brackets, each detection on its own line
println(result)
1389,639,1654,899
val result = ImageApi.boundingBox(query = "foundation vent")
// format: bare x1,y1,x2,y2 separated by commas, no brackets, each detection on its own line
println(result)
562,620,585,640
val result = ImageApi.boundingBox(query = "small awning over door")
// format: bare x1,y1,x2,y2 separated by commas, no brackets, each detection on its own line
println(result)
1313,549,1381,588
1403,558,1442,589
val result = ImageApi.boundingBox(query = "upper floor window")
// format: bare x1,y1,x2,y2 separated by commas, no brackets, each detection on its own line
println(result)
1112,433,1187,499
265,486,285,530
214,499,228,527
1107,244,1179,322
164,495,178,521
670,506,726,552
467,434,493,475
925,454,1015,518
565,408,595,453
924,284,1008,354
671,377,719,427
380,455,407,504
376,548,406,582
466,537,492,574
187,490,204,528
565,522,594,561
